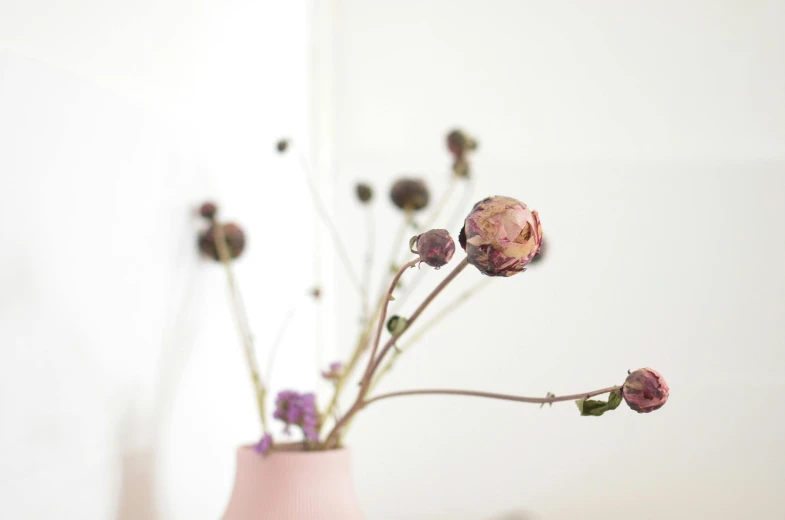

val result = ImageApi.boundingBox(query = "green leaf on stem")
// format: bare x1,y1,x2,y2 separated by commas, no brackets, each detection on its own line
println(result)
575,390,622,417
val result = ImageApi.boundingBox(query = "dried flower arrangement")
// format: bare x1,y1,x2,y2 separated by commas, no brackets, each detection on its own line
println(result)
196,130,669,454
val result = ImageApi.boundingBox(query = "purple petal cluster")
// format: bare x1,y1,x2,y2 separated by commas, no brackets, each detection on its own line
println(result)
273,390,319,442
254,433,273,456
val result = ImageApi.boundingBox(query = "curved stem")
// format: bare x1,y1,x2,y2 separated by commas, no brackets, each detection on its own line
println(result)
213,223,268,432
368,278,489,394
360,258,419,390
324,258,470,448
360,206,375,322
363,386,621,408
264,303,299,385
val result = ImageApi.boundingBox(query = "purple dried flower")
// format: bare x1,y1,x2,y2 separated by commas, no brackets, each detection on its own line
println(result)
321,361,344,380
461,196,542,277
622,368,669,413
410,229,456,268
254,433,273,456
273,390,320,442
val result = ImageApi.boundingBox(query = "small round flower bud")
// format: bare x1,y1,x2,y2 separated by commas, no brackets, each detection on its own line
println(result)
461,196,543,277
275,138,290,153
410,229,455,268
446,129,478,158
356,183,373,203
198,222,246,261
199,201,218,220
390,178,430,211
622,368,669,413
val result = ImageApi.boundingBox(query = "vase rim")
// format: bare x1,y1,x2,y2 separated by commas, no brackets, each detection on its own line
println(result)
237,442,349,455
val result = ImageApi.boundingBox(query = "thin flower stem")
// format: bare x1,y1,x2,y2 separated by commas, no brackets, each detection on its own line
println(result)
362,386,622,408
297,152,364,299
360,206,375,322
213,223,268,432
264,303,299,385
360,258,419,391
319,210,416,429
368,278,490,394
324,258,470,448
319,290,384,433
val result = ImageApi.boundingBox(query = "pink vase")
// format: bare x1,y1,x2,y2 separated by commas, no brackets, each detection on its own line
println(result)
221,445,366,520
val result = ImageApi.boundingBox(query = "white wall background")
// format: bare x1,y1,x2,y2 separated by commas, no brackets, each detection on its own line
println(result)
2,1,785,520
327,1,785,520
0,1,321,519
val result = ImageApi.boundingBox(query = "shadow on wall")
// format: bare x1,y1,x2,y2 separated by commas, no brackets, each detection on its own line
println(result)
114,232,206,520
116,449,160,520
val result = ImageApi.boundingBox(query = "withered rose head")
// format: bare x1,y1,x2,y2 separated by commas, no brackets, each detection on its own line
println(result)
390,178,430,211
622,368,669,413
461,196,542,277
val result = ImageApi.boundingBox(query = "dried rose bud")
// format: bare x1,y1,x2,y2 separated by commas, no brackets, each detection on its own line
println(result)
199,201,218,220
321,361,344,381
461,196,542,277
275,138,289,153
390,178,430,211
356,183,373,203
198,222,246,261
622,368,669,413
446,129,477,158
410,229,455,268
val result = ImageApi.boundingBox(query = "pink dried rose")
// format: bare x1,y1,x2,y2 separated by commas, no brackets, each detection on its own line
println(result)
622,368,669,413
410,229,456,268
460,196,543,277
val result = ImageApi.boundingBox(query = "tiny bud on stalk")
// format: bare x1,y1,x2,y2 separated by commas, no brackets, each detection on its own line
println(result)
355,183,373,203
446,129,478,158
390,178,430,211
410,229,456,268
622,368,669,413
199,201,218,220
198,222,246,261
275,138,289,153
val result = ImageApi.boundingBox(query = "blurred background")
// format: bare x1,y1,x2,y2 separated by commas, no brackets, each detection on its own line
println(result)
2,1,784,519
